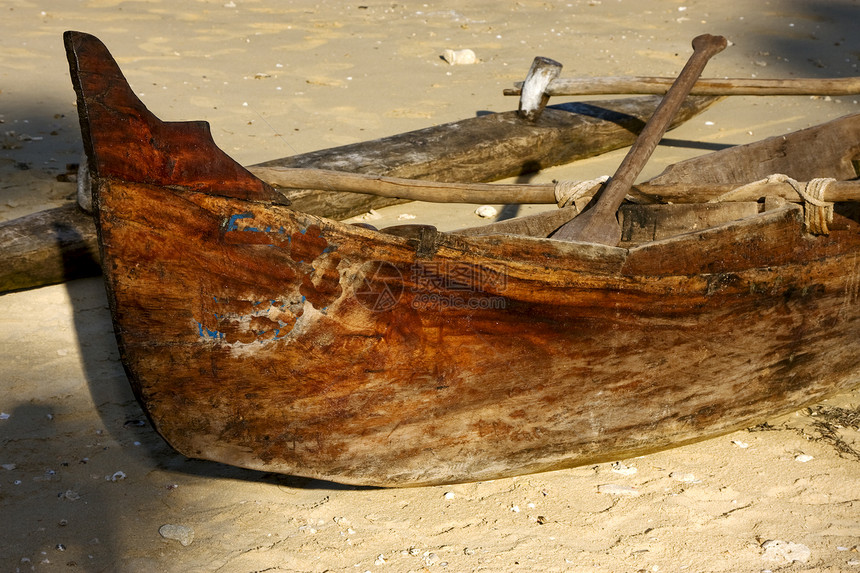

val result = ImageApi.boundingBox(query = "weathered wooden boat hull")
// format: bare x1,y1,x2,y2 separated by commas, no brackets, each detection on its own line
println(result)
97,185,860,487
0,36,719,296
68,31,860,486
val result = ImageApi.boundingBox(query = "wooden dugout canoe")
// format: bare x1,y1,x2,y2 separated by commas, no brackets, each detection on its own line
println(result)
0,38,720,296
67,30,860,487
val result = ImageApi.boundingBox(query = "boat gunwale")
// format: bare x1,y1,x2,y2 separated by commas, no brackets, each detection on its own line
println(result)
98,173,846,280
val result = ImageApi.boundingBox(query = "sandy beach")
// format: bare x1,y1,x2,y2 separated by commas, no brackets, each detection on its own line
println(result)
2,1,860,571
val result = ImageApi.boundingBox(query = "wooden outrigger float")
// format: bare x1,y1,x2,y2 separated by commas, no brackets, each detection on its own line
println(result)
67,31,860,486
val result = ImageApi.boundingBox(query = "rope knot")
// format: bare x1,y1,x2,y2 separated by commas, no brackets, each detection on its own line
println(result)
713,173,836,235
553,176,610,210
801,178,836,235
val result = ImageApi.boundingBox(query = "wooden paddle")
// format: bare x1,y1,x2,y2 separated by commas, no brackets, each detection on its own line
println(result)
552,34,728,245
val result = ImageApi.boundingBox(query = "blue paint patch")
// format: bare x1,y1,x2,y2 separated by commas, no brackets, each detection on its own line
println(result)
225,213,294,241
226,212,254,231
197,296,306,343
197,321,225,340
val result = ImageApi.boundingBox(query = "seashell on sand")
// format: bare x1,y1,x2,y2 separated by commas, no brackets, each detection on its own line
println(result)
442,49,477,65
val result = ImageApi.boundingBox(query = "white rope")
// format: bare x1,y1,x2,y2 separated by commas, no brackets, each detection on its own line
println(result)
802,177,836,235
712,173,836,235
553,176,610,209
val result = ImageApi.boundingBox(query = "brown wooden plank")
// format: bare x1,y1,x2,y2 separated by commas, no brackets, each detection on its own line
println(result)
624,204,860,276
618,201,762,244
647,112,860,186
453,112,860,238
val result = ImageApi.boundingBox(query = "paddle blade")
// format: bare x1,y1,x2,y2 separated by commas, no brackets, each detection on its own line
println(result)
550,206,622,244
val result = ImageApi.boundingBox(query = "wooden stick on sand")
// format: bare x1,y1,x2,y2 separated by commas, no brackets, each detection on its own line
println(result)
504,76,860,96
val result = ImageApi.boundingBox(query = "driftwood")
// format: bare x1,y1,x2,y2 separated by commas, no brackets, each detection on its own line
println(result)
0,63,717,295
504,75,860,96
0,204,100,294
66,30,860,487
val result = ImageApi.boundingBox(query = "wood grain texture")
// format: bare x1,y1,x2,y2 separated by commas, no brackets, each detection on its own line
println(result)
94,181,860,486
66,31,860,486
647,112,860,186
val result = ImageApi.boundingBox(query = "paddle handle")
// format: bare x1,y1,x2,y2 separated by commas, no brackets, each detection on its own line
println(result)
553,34,727,244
